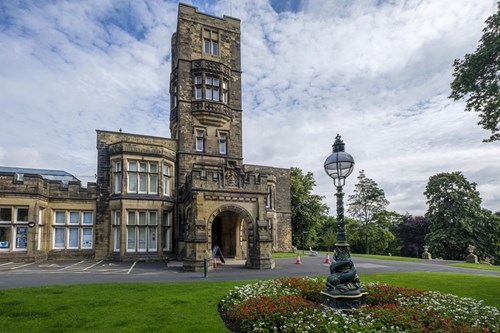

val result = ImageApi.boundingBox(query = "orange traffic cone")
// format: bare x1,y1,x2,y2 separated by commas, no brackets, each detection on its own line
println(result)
295,255,302,264
213,255,217,269
325,253,331,264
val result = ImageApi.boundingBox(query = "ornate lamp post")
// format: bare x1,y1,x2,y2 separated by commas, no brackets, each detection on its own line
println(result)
321,134,367,310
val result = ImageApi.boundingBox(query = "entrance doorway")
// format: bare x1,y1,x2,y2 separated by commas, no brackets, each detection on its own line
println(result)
211,211,242,259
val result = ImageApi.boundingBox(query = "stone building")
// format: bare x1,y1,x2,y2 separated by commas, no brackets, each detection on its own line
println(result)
0,3,292,270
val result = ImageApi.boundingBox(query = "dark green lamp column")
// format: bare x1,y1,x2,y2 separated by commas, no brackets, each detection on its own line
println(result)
322,134,367,310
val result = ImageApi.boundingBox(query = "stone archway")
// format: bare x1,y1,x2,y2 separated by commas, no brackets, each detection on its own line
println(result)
207,205,253,260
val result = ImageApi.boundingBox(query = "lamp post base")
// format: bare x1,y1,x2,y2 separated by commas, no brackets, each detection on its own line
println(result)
321,289,367,310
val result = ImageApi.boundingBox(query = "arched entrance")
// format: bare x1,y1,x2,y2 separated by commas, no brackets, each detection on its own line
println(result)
208,205,252,260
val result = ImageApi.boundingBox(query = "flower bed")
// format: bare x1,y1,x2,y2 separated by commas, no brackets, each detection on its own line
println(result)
219,277,499,332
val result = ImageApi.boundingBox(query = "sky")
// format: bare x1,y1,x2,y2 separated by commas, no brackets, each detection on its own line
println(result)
1,0,499,216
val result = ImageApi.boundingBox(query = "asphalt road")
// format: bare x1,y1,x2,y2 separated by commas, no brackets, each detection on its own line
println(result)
0,255,498,289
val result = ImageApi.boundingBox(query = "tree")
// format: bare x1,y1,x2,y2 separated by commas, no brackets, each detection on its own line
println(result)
473,209,500,264
450,2,500,142
318,216,337,252
424,172,482,260
290,167,328,249
347,170,392,254
394,214,430,258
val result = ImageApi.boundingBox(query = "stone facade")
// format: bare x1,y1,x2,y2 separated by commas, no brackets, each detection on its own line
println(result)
0,3,292,270
0,168,97,261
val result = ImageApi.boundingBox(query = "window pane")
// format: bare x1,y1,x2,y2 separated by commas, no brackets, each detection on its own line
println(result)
149,175,158,193
15,227,27,249
206,87,212,99
196,138,203,151
114,173,122,193
69,212,79,224
195,76,202,85
206,77,213,85
212,41,219,55
115,161,122,172
113,227,120,252
127,227,136,251
204,39,210,53
55,211,65,224
138,228,146,250
129,161,137,172
148,228,157,251
163,176,170,196
139,162,147,172
213,78,220,86
163,165,170,176
82,228,93,248
164,226,171,251
149,212,157,225
83,212,93,225
128,211,136,225
139,174,147,192
195,87,202,99
213,88,219,101
128,173,137,192
0,208,11,222
220,140,227,154
16,208,29,222
55,228,65,247
138,212,147,225
0,226,10,248
69,228,79,248
149,163,158,173
114,211,121,225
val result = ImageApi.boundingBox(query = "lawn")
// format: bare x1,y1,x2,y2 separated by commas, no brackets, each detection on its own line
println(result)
0,272,498,333
352,253,422,262
272,251,424,262
449,262,500,271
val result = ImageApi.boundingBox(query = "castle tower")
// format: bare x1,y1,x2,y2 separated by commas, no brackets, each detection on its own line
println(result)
170,4,280,271
170,4,242,181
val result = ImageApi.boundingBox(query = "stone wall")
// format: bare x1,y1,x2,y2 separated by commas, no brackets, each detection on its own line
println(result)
0,171,96,261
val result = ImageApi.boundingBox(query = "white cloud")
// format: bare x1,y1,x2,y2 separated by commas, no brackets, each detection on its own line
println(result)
0,0,498,216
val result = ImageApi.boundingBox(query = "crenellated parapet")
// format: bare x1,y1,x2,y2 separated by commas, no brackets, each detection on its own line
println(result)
0,171,96,200
180,168,269,198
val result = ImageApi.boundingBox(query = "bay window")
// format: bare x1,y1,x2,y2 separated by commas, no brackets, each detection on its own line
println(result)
113,211,121,252
193,74,229,104
163,164,172,196
127,161,158,195
162,211,173,252
126,210,158,253
114,161,122,194
206,76,220,101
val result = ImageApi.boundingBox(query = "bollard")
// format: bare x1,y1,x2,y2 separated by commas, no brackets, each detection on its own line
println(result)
204,258,208,278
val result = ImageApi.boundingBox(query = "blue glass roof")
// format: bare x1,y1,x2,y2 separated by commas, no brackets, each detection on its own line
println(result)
0,166,79,184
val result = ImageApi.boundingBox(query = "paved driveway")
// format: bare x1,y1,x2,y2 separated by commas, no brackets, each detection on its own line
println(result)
0,255,498,289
